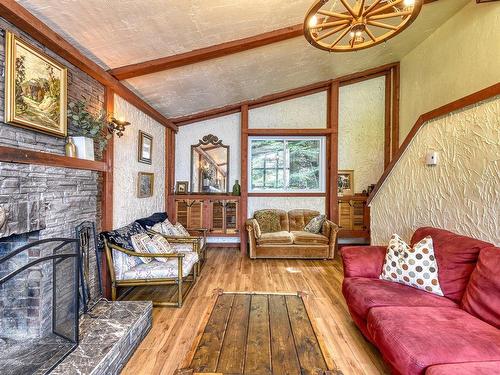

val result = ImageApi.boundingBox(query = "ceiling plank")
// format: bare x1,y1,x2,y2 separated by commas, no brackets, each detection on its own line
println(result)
109,0,438,81
0,0,177,131
108,24,304,80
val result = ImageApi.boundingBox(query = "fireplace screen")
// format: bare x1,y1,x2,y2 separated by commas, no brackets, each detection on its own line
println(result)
0,238,79,375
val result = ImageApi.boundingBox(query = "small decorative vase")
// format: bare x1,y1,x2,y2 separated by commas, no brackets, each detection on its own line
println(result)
65,137,76,157
232,180,241,196
73,136,95,161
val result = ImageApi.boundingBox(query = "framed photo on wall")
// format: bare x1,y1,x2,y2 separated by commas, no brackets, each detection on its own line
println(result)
4,31,68,137
176,181,189,195
338,170,354,196
137,172,154,198
138,130,153,164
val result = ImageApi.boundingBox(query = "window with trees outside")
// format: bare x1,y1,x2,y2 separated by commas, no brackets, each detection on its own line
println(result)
249,137,325,193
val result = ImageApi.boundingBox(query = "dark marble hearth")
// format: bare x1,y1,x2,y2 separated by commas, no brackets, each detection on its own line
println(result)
51,300,152,375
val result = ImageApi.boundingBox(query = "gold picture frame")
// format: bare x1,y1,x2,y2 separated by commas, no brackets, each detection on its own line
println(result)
138,130,153,164
338,170,354,196
138,172,154,198
4,31,68,137
175,181,189,195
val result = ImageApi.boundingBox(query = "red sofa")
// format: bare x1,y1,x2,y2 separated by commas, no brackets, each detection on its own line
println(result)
341,227,500,375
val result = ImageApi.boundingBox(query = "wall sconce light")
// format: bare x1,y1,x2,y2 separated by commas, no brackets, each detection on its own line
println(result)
108,117,130,137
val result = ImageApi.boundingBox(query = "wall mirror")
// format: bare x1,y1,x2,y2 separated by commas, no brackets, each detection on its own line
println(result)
191,134,229,193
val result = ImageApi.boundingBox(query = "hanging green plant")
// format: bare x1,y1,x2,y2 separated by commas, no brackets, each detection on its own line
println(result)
67,99,111,153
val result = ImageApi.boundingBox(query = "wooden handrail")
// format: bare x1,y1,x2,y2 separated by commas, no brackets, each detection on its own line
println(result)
0,146,107,172
367,83,500,205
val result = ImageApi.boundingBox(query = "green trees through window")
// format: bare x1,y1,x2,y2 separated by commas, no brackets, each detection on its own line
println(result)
250,137,324,192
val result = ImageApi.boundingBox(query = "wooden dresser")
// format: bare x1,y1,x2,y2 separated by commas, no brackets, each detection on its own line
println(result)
338,195,370,240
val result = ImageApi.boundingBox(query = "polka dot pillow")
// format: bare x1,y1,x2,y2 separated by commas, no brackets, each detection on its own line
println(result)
380,234,443,296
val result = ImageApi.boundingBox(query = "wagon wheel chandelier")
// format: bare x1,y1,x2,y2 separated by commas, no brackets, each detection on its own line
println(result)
304,0,423,52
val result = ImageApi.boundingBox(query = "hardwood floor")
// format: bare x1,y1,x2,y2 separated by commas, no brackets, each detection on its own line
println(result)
122,248,389,375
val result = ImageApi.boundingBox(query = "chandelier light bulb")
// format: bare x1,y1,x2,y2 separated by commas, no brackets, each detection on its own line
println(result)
403,0,415,6
309,15,318,28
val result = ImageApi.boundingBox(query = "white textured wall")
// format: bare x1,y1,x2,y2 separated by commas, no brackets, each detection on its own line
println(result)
400,2,500,141
249,91,327,129
175,113,241,191
339,77,385,193
248,197,326,218
370,97,500,246
113,95,166,228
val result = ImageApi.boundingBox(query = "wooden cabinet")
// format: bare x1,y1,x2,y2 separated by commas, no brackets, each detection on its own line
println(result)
174,195,240,237
338,196,370,239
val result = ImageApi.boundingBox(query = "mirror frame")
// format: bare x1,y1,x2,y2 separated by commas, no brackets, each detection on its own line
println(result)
190,134,230,194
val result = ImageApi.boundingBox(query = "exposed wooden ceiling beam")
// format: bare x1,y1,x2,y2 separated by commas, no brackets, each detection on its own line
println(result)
109,0,438,81
0,0,177,131
108,24,304,80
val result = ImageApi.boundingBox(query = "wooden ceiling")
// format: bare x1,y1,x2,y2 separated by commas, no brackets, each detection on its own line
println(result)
18,0,469,119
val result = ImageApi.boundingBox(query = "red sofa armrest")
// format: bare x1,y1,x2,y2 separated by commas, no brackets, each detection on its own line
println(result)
341,246,386,278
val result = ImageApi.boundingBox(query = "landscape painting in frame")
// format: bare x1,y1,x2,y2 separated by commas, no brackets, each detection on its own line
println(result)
138,172,154,198
4,31,67,136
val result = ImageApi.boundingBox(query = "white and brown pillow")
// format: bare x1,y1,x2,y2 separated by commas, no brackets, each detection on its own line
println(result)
130,233,154,264
304,215,326,234
380,234,443,296
174,222,190,236
161,219,180,236
147,234,177,263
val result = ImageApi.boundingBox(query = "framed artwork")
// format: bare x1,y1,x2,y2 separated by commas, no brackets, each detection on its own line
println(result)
176,181,189,195
338,170,354,196
4,31,68,137
138,130,153,164
137,172,154,198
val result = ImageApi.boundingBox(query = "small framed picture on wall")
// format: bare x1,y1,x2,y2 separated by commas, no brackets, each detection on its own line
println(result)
138,131,153,164
176,181,189,195
338,170,354,196
138,172,154,198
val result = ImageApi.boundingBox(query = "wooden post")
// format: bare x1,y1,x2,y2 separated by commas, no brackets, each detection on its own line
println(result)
391,64,400,156
101,87,114,298
328,82,339,223
384,72,392,168
240,105,249,256
165,128,176,219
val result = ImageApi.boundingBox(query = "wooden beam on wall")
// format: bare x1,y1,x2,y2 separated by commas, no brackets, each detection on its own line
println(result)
109,25,303,80
0,0,177,132
240,105,249,256
391,64,401,155
384,72,392,168
328,82,339,223
165,128,176,219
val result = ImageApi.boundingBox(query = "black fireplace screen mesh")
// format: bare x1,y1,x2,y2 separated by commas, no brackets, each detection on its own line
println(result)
0,238,79,375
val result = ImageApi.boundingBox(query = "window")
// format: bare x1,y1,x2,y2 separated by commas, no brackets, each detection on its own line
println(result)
249,137,325,192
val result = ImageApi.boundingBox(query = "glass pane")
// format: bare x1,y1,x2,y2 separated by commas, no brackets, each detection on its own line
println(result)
251,140,285,190
288,140,321,190
251,169,264,189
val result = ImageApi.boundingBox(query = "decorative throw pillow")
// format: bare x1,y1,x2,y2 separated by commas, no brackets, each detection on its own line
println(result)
147,234,177,263
159,219,181,236
150,222,164,234
103,222,145,250
130,233,154,264
254,210,281,233
174,222,190,236
380,234,443,296
304,215,326,234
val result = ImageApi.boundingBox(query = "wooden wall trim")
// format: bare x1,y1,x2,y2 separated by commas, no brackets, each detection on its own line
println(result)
384,72,392,168
172,63,398,126
0,145,107,171
248,193,326,198
240,104,249,255
391,64,401,156
367,82,500,205
109,25,303,80
166,129,176,219
0,0,178,132
328,81,339,222
245,128,334,136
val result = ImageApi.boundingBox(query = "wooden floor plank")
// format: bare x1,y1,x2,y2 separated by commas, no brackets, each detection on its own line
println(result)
191,294,235,372
244,294,272,375
268,295,301,375
216,294,252,374
286,295,328,374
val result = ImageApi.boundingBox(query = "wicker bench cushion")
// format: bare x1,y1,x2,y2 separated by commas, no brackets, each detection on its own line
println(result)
119,252,199,280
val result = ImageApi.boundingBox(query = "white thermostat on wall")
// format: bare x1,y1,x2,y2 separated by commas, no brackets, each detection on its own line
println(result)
425,150,439,166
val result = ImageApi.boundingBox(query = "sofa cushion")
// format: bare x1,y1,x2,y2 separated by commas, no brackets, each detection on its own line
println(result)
342,277,457,319
461,247,500,328
288,209,320,231
304,214,326,234
426,361,500,375
102,221,145,250
120,252,199,280
257,231,294,245
367,306,500,375
411,227,492,303
254,209,286,233
380,234,444,296
291,231,329,245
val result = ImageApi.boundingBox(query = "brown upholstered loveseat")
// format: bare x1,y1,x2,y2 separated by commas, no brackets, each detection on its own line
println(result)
245,209,339,259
